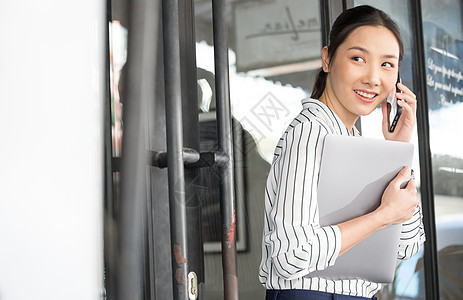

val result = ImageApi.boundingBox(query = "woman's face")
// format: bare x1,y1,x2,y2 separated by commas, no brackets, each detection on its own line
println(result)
321,25,400,127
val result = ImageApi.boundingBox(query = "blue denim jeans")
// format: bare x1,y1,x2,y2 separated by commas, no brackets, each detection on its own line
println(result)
265,289,378,300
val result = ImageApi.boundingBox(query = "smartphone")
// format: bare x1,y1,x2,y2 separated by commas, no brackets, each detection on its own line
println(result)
386,73,402,132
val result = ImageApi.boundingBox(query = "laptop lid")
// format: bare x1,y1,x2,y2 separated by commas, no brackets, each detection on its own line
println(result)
307,134,414,283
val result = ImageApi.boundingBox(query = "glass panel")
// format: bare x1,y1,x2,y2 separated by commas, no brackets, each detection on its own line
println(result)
195,0,322,298
421,0,463,299
353,1,426,299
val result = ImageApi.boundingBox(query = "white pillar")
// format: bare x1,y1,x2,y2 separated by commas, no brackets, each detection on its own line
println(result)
0,1,106,299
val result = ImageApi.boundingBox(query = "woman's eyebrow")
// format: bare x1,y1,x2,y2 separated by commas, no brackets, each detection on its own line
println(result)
348,46,368,53
347,46,398,60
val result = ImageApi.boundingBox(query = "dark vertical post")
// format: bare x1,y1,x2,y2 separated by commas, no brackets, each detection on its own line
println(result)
212,1,239,299
342,0,354,11
339,1,362,133
319,0,330,47
117,0,160,298
410,0,440,299
162,0,189,298
327,0,343,27
323,3,362,134
103,0,116,298
178,0,205,297
104,0,113,225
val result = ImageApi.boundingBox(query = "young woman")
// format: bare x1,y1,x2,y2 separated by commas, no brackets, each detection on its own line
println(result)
259,5,425,300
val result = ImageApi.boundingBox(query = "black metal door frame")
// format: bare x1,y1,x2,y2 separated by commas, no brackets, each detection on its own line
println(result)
409,1,440,298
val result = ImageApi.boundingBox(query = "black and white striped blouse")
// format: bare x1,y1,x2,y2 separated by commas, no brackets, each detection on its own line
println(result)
258,98,426,298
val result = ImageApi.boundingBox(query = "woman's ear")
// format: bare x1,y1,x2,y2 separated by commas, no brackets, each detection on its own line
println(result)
321,46,330,72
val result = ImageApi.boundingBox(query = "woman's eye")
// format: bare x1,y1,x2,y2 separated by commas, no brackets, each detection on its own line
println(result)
352,56,365,62
382,62,394,68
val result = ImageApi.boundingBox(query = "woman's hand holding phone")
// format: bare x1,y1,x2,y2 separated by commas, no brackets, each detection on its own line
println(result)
382,81,417,143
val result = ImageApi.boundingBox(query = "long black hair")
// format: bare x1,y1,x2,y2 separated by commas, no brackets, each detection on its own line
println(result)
311,5,404,99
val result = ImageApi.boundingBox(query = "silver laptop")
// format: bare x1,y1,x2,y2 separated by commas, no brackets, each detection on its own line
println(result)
307,134,414,283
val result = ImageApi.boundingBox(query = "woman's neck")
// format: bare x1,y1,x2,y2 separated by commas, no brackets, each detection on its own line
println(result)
319,92,358,133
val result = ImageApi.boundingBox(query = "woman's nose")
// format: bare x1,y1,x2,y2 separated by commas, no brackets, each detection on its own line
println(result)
362,65,381,86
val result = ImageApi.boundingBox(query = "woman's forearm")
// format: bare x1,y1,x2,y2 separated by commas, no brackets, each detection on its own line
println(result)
337,210,386,256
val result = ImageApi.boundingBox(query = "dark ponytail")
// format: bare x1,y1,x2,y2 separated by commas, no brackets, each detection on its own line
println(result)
310,5,404,99
311,68,328,99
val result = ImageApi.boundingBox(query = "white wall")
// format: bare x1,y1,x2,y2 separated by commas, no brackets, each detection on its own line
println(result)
0,1,106,299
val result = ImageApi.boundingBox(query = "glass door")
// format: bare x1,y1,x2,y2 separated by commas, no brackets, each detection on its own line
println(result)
194,0,324,298
421,0,463,298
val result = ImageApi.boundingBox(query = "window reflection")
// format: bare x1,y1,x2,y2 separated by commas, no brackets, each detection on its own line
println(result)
422,0,463,299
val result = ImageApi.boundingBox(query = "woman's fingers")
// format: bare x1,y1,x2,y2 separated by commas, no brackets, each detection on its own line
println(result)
382,82,418,143
392,166,411,188
397,82,416,98
396,82,417,114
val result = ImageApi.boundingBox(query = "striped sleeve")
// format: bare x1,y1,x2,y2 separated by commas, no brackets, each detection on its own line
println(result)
397,205,426,260
266,121,342,280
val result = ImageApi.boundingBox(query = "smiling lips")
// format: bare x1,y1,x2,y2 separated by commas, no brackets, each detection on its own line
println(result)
354,89,378,103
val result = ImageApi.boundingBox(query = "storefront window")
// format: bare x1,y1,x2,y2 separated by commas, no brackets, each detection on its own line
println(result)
422,0,463,298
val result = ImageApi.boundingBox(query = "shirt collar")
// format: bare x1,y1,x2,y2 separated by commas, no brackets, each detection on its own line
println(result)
301,98,360,137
